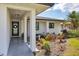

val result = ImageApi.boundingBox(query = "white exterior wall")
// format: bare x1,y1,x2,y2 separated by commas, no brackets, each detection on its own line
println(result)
48,21,62,34
0,5,10,55
36,20,62,34
54,22,62,34
21,19,24,35
27,20,49,36
7,7,11,55
36,21,46,34
27,20,62,35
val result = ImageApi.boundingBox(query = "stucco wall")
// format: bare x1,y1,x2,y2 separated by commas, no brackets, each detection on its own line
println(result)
36,20,62,35
27,20,62,36
48,21,62,34
36,21,46,34
0,5,10,55
20,19,24,36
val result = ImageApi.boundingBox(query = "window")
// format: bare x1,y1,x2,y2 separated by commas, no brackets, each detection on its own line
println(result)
36,22,39,30
49,23,54,28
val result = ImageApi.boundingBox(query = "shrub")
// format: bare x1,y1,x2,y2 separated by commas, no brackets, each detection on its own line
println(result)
45,33,53,41
68,30,79,38
43,41,51,56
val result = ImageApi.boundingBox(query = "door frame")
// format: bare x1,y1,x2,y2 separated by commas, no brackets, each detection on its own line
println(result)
11,20,20,37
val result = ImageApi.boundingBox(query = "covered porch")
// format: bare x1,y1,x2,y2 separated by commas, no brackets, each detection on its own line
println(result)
8,7,36,55
0,4,37,55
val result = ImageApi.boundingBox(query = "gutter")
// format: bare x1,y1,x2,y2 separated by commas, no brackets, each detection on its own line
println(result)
36,19,65,21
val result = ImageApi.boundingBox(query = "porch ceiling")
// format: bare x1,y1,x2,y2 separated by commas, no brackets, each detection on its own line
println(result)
3,3,50,15
9,9,28,19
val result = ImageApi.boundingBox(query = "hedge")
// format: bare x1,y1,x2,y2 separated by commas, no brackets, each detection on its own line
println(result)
67,30,79,38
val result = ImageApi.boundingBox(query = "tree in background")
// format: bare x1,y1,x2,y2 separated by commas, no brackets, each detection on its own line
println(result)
68,11,79,30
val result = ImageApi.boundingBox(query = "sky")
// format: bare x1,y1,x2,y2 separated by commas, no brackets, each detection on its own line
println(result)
37,3,79,20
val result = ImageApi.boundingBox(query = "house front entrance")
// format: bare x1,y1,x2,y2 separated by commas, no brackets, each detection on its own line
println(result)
12,21,19,37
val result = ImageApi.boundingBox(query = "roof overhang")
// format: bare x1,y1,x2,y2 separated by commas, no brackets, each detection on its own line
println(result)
36,16,65,21
1,3,52,14
38,3,54,7
36,19,65,21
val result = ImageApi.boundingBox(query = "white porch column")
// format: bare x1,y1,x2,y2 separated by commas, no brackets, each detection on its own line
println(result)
46,21,49,33
0,5,10,55
24,15,27,43
30,11,36,52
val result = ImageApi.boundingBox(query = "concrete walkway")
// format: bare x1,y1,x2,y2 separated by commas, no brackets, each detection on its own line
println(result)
7,37,33,56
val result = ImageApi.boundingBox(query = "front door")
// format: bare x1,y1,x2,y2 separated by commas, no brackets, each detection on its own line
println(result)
12,21,19,36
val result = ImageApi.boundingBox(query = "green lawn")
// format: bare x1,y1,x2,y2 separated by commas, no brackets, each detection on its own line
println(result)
64,38,79,56
68,38,79,49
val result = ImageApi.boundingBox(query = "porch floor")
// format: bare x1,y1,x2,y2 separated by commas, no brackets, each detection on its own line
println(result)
7,37,33,56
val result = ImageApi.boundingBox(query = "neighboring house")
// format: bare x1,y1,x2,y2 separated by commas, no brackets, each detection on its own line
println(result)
0,3,53,55
27,16,65,37
36,16,65,35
